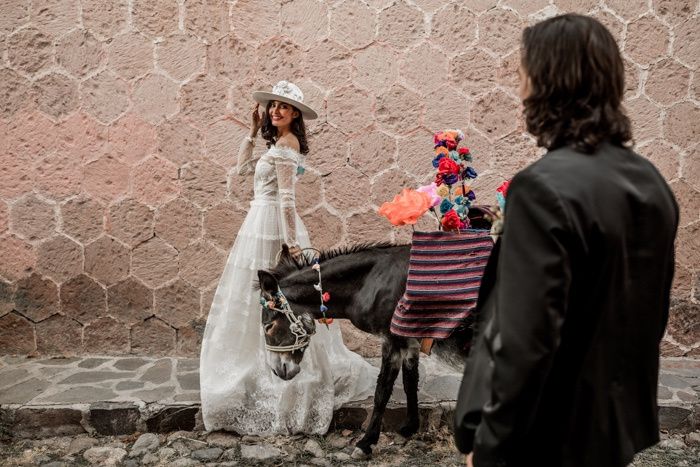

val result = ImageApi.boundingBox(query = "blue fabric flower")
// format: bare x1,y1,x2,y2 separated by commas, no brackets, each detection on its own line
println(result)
454,204,467,215
432,154,445,168
443,174,459,185
497,192,506,212
467,190,476,201
439,198,454,214
463,166,478,179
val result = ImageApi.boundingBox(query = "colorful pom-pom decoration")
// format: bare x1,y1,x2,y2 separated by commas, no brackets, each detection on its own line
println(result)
378,129,479,232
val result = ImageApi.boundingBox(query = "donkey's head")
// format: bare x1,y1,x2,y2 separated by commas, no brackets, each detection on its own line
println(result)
258,242,409,380
257,263,316,381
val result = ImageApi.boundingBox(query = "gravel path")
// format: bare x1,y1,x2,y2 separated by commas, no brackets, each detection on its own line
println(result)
0,429,698,466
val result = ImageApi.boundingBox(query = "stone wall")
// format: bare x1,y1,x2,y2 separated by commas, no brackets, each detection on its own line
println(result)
0,0,698,357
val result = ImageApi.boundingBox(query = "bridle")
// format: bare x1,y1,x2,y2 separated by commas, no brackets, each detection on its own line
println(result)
261,248,328,353
260,290,314,353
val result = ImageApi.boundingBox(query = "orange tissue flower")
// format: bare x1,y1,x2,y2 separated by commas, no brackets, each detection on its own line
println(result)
454,185,472,196
378,189,432,226
444,130,460,141
435,146,449,156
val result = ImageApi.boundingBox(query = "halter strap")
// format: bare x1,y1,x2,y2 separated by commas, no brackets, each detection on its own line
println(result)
263,247,327,353
263,292,315,353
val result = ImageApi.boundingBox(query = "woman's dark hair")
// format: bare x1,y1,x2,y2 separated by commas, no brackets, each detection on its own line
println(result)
521,14,632,153
260,101,309,155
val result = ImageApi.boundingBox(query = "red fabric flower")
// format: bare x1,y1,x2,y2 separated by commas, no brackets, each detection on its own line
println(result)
458,147,470,156
434,173,444,186
322,292,331,302
438,157,460,175
441,209,461,231
497,180,511,196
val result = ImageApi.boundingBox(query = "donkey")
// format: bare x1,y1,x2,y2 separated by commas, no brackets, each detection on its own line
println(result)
257,242,477,457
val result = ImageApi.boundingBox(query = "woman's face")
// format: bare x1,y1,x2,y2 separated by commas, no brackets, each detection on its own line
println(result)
268,100,299,129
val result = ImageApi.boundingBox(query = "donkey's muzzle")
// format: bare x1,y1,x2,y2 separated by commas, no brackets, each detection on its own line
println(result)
267,352,301,380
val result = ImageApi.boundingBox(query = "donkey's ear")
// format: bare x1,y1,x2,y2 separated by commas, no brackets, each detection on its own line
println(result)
278,244,292,262
300,313,316,335
257,270,278,294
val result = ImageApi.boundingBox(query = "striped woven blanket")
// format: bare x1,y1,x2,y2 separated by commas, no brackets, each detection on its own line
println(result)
390,230,493,339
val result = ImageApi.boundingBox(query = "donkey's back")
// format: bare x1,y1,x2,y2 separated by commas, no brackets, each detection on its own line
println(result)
346,244,411,335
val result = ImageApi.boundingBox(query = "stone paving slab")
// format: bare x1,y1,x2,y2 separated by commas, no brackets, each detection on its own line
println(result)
0,355,698,440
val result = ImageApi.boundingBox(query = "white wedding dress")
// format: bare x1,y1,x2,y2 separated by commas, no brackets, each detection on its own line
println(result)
200,139,378,435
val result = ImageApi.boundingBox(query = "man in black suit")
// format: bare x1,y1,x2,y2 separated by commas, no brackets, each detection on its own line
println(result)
454,14,679,467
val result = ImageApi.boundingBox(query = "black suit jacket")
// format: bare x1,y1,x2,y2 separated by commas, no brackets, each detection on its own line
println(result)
454,143,679,467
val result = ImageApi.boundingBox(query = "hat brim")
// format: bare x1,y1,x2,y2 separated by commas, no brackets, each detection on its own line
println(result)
252,91,318,120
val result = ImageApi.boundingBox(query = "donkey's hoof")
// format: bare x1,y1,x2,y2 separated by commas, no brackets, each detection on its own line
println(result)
351,447,371,460
398,424,419,438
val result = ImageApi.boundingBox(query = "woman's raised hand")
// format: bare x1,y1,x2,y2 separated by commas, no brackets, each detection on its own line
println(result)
251,103,262,136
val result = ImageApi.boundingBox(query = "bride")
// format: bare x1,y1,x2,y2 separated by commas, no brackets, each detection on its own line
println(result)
200,81,378,435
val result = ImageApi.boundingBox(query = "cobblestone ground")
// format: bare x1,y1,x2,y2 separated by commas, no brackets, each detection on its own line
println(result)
1,429,698,467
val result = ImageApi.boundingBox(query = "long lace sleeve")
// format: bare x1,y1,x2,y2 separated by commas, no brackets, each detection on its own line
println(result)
237,137,255,175
272,147,301,247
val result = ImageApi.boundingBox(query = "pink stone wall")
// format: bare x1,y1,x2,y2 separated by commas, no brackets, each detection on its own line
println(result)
0,0,698,357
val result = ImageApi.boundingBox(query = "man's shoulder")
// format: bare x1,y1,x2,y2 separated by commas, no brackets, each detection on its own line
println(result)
515,143,676,217
511,144,626,205
520,143,659,185
511,147,577,190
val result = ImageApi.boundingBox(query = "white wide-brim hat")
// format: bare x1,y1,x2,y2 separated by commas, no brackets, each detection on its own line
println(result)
252,80,318,120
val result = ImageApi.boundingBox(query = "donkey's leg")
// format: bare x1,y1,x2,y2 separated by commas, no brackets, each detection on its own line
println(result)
354,338,402,457
399,338,420,438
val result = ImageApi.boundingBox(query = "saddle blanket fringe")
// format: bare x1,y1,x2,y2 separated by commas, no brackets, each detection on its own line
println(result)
390,230,493,339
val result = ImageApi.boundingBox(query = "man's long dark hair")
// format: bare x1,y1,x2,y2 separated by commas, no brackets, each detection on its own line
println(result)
522,14,633,153
260,101,310,155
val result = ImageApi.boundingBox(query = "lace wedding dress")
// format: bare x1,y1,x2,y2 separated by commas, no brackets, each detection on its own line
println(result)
200,139,378,435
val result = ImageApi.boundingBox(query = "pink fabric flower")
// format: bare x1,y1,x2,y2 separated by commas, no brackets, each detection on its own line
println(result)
416,183,441,207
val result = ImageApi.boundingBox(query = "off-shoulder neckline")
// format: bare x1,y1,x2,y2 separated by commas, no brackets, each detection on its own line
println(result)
270,144,301,155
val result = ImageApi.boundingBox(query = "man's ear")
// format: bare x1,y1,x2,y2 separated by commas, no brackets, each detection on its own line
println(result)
257,270,278,295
